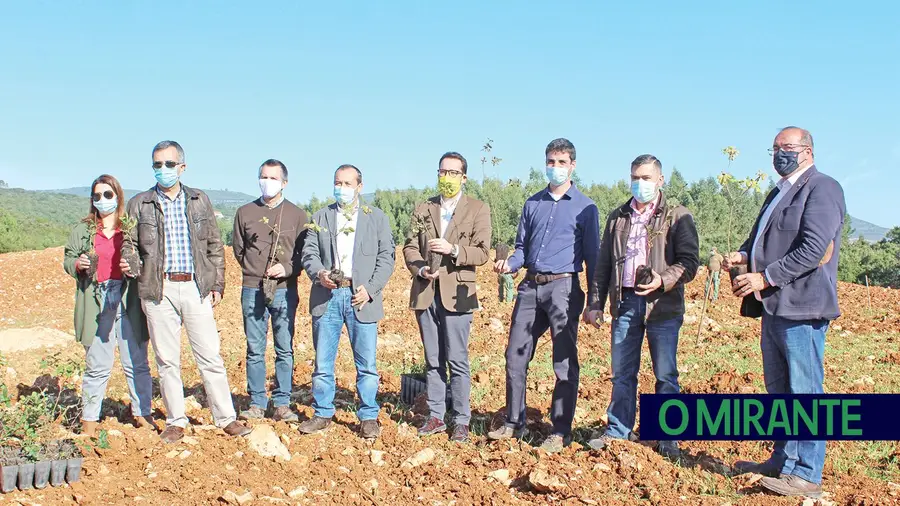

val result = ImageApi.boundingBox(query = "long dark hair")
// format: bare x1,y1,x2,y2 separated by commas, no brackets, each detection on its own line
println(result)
82,174,126,229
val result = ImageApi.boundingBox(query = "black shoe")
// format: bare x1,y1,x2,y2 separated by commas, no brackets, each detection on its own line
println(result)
732,459,782,478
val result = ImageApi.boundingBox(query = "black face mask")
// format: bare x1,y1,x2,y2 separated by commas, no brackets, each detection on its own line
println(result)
773,150,800,177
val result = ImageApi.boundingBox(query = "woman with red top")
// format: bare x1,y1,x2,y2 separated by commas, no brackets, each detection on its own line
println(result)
63,174,156,436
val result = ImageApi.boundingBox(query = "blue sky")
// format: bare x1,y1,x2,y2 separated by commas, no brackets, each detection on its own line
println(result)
1,2,898,227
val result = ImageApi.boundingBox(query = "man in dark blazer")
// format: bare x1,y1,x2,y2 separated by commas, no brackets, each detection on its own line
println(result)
299,164,395,440
724,126,845,499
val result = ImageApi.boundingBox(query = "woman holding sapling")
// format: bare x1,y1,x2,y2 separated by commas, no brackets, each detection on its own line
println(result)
63,174,155,436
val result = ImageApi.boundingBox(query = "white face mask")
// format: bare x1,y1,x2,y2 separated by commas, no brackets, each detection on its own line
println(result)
259,179,283,199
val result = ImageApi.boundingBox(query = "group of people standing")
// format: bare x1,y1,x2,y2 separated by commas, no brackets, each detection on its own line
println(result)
64,126,844,499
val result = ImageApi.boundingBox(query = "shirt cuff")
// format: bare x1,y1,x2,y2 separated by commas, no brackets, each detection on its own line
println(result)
739,251,748,264
763,267,776,288
417,266,427,278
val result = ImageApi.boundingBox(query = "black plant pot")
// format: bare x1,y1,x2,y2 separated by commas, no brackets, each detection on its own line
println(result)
17,462,34,491
33,461,51,489
50,459,67,487
400,373,426,406
1,462,18,493
728,265,748,288
66,457,83,483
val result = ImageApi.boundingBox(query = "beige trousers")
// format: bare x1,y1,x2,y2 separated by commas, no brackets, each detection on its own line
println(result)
142,280,236,428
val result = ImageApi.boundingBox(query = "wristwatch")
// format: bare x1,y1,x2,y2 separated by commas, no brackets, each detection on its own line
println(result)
761,271,771,289
451,244,459,258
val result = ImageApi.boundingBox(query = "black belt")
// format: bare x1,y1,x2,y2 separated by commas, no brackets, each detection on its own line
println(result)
524,272,573,285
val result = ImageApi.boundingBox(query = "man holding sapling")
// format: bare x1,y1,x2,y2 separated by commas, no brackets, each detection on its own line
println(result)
232,159,308,423
299,164,395,439
403,152,492,443
121,140,251,444
488,138,600,453
585,154,699,460
723,127,845,499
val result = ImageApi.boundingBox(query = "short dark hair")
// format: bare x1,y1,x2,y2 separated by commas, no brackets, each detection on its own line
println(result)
259,159,288,180
545,138,576,161
438,152,468,175
780,126,815,155
152,140,185,163
335,164,362,184
630,154,662,173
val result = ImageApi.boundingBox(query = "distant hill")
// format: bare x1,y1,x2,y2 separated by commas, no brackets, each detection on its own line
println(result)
42,187,256,205
848,216,889,242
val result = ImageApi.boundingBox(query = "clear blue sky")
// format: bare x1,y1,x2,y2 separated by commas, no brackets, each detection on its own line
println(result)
1,2,897,227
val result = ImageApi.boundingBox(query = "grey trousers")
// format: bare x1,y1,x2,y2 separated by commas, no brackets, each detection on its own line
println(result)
504,276,584,436
415,289,474,426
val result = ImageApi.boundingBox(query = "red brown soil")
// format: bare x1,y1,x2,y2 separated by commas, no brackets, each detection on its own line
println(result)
0,250,898,505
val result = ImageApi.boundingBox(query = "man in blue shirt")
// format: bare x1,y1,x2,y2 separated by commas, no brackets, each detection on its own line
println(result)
487,138,600,453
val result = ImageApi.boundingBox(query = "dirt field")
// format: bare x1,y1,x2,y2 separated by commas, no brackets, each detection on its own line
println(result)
0,246,898,505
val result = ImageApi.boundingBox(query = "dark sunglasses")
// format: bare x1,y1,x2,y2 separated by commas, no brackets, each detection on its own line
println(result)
152,160,182,169
92,191,115,201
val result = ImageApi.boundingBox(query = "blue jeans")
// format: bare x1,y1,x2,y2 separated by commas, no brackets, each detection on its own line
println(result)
241,286,298,409
606,289,683,439
82,280,153,421
311,287,380,421
760,312,827,484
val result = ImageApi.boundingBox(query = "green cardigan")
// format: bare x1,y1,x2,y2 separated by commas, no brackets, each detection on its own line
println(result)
63,221,148,348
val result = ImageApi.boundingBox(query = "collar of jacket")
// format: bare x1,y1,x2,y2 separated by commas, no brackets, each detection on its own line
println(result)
616,190,670,218
140,184,200,203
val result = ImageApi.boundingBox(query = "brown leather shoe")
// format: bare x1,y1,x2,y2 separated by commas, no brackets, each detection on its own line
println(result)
159,425,185,444
81,420,99,437
134,416,160,432
272,406,299,423
222,421,252,437
359,420,381,440
417,417,447,437
760,474,823,498
298,416,332,435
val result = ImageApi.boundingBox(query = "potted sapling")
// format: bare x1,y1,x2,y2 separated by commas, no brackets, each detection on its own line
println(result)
305,205,370,289
409,206,442,276
48,440,68,487
634,208,674,288
120,213,141,277
716,146,767,286
0,448,19,494
259,206,294,305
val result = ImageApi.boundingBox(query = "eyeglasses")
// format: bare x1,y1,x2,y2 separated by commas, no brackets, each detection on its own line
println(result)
437,169,464,177
152,160,182,169
767,144,809,156
92,190,115,201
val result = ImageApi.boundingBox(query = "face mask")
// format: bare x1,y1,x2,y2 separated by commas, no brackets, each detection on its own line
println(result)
438,176,462,199
773,149,800,177
631,179,658,204
93,197,118,215
546,166,569,186
259,179,284,199
154,167,180,188
334,186,357,206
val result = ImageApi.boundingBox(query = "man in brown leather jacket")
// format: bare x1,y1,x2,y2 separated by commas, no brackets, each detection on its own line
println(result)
586,154,699,459
122,140,251,444
403,152,491,443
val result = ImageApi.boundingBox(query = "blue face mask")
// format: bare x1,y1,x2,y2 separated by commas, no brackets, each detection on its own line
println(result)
631,179,658,204
93,197,118,215
546,166,570,186
334,186,357,206
154,167,180,188
773,149,800,177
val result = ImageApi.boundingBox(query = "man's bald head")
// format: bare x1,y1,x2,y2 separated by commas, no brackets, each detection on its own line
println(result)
776,126,814,155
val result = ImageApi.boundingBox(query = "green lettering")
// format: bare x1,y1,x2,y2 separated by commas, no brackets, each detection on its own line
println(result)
819,399,840,435
743,399,765,436
767,399,791,437
733,398,740,436
659,399,689,435
698,399,729,436
793,399,818,436
841,400,862,436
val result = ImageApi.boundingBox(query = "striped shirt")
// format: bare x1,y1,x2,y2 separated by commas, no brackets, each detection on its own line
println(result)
156,186,194,274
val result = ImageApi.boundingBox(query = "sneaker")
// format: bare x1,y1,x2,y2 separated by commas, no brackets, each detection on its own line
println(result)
272,406,299,423
298,416,333,434
587,434,616,451
238,406,265,421
486,424,527,441
657,441,682,461
449,425,470,443
417,417,448,437
539,433,572,453
359,420,381,440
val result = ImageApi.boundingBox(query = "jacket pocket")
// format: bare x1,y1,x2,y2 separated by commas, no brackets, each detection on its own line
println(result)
777,205,803,231
457,269,477,282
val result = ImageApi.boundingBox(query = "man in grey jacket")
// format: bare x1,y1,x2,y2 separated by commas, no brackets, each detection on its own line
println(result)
725,126,845,499
299,164,395,439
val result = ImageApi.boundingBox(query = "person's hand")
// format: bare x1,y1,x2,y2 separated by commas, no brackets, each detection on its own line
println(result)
317,269,337,289
211,291,222,307
635,270,663,296
352,285,370,309
586,309,605,329
494,259,510,273
419,266,439,280
75,254,90,272
732,272,767,298
427,238,453,255
266,263,286,279
721,252,745,271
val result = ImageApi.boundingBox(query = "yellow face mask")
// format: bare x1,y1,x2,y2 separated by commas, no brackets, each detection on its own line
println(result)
438,175,462,199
